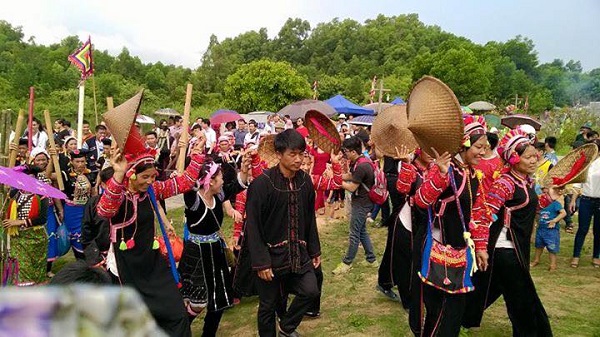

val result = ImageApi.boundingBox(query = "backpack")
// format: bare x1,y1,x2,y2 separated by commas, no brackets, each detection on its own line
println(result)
354,157,389,205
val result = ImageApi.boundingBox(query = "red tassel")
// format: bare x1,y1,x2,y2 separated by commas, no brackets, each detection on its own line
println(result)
126,238,136,249
177,282,182,289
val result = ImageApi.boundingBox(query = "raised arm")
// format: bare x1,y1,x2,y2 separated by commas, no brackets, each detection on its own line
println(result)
396,162,417,195
415,150,451,209
470,176,515,251
153,153,205,201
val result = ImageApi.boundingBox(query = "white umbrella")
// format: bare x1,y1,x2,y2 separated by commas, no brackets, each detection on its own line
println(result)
136,115,156,124
467,101,496,111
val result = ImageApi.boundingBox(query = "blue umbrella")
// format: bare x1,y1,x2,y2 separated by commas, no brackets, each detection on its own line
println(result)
347,115,375,126
391,97,405,105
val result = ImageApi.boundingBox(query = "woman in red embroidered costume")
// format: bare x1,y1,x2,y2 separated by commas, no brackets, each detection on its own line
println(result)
373,146,435,334
413,114,489,337
462,129,555,336
97,133,205,337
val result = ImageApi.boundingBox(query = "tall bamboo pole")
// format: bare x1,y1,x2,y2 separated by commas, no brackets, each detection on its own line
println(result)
176,84,193,173
27,87,35,151
91,75,99,125
43,110,64,190
106,97,114,110
8,110,26,167
76,84,85,148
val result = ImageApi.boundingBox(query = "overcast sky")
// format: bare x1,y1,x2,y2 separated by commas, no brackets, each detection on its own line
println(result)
2,0,599,71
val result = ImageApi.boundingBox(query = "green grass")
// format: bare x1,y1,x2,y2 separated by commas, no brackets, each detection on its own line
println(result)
53,206,600,336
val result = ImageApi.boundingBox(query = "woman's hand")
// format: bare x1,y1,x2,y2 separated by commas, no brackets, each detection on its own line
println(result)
228,209,243,223
394,145,412,163
111,149,128,174
190,134,206,156
476,250,489,272
47,147,58,157
2,219,23,228
430,147,451,175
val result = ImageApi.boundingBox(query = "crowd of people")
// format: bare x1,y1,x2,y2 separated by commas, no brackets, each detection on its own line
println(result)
3,89,600,337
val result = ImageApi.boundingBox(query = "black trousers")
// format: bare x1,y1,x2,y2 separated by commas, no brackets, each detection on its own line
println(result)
189,310,224,337
463,249,553,336
257,269,319,337
378,215,412,309
307,265,323,313
422,285,466,337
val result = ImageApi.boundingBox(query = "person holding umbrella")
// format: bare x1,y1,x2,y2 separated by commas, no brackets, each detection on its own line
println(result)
2,149,53,284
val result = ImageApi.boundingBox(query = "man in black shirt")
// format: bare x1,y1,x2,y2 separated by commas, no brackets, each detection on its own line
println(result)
246,129,320,337
333,136,377,275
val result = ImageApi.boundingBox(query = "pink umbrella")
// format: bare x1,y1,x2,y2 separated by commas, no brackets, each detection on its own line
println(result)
0,166,67,199
210,110,242,124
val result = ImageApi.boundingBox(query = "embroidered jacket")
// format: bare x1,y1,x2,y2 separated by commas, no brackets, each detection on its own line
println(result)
414,162,488,251
97,154,204,221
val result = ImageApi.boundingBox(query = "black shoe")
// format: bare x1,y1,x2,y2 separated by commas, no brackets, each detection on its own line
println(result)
376,284,399,301
279,329,301,337
304,311,321,318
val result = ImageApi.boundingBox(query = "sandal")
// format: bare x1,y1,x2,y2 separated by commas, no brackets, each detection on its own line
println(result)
592,259,600,268
570,258,580,268
565,227,574,234
530,261,540,268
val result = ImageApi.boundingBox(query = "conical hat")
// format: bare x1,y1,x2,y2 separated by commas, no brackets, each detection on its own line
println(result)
542,143,598,187
407,76,463,157
305,110,342,154
258,134,279,168
102,90,144,152
372,105,418,158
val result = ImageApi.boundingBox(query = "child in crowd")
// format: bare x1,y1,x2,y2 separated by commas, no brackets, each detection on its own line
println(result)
531,187,566,271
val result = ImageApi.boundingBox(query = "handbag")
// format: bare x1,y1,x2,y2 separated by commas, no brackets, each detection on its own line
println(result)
220,238,237,268
55,222,71,257
158,232,184,263
418,165,477,294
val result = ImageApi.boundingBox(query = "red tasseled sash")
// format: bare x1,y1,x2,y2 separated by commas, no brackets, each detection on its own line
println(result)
552,153,586,186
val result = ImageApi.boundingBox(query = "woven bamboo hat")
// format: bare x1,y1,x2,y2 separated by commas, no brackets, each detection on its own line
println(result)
372,105,418,157
542,143,598,187
305,110,342,154
102,90,144,151
407,76,463,157
258,134,279,168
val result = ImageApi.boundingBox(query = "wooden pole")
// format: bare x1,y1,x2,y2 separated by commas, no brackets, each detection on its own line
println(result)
176,83,193,173
76,83,85,148
0,110,6,158
91,75,99,126
43,110,64,190
375,78,391,114
106,97,114,110
8,110,26,167
27,87,35,151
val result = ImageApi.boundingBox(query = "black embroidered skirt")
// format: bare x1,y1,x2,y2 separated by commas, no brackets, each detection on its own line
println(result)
178,239,234,312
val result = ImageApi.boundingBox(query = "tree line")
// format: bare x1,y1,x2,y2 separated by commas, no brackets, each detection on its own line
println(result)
1,14,599,123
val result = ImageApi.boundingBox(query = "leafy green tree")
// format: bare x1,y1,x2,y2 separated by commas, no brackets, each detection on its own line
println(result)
273,18,311,64
223,60,311,113
499,36,539,78
428,48,493,104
